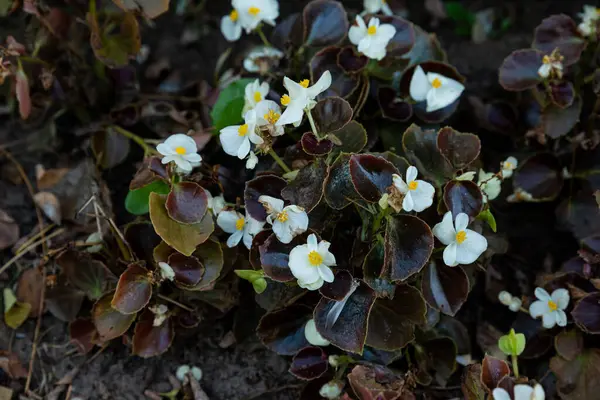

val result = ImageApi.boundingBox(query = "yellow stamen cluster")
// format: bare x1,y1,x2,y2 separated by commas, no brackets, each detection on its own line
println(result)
281,94,291,106
308,250,323,266
548,300,558,311
300,79,310,88
455,230,467,244
264,109,280,124
230,9,238,21
235,218,245,230
431,78,442,89
248,6,260,16
253,91,262,103
175,146,186,155
276,211,289,222
238,124,249,136
408,181,418,190
368,25,377,35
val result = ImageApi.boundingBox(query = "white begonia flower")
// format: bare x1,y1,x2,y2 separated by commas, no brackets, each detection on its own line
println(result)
578,6,600,36
507,189,533,203
158,262,175,281
259,195,309,243
149,304,169,327
176,365,203,382
433,212,488,267
509,298,523,312
529,287,569,329
255,100,284,136
244,79,270,112
348,16,397,61
244,46,284,73
221,9,243,42
246,151,259,169
304,318,330,346
538,54,563,79
409,65,465,112
493,384,545,400
477,170,502,203
501,156,518,179
362,0,392,15
391,166,435,212
455,354,474,366
289,233,336,290
156,134,202,173
232,0,279,33
276,71,332,127
456,171,476,181
204,190,226,215
219,109,264,159
319,381,343,399
217,210,265,249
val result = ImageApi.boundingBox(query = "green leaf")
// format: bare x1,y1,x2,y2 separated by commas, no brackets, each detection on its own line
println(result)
125,180,170,215
477,209,497,232
498,329,525,356
235,270,267,294
210,79,254,132
4,288,31,329
252,278,268,294
445,2,476,36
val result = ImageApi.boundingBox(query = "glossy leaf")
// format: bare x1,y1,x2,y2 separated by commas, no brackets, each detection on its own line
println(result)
56,249,108,300
541,95,582,139
259,232,311,282
337,46,368,73
461,364,486,400
384,215,434,282
324,153,361,209
289,346,328,380
92,292,136,341
165,181,208,225
319,270,354,301
572,293,600,334
91,129,131,169
363,240,396,298
256,304,311,355
498,49,544,91
413,337,457,386
303,0,348,47
513,153,563,201
244,175,287,221
477,209,497,232
313,283,376,354
481,355,510,391
167,252,205,287
46,282,85,322
255,281,306,312
533,14,585,66
210,78,254,131
555,329,583,361
124,221,162,264
375,15,415,58
366,284,427,350
421,261,469,316
437,127,481,169
549,81,575,108
129,156,168,190
132,309,174,358
69,318,97,354
301,132,334,156
550,349,600,400
111,262,152,315
443,180,484,219
125,180,171,215
402,124,453,187
311,47,360,99
350,154,399,202
347,364,408,400
282,159,327,212
188,238,224,291
378,87,412,122
149,192,214,256
329,121,367,155
312,97,353,133
88,11,141,68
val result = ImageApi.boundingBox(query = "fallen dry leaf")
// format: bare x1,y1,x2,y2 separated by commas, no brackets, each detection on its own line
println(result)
15,68,31,120
35,164,70,190
0,351,27,379
16,267,44,317
34,191,62,224
0,386,13,400
0,209,19,251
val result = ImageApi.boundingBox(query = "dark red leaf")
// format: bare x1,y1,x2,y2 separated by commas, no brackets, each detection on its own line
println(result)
312,97,353,133
132,309,174,358
244,175,287,221
303,0,348,47
319,269,354,301
324,153,362,209
92,292,136,341
549,81,575,108
498,49,544,91
378,87,413,122
69,318,97,354
374,15,415,58
481,355,510,391
421,261,469,316
167,252,205,287
437,127,481,170
111,262,152,315
350,154,400,202
572,293,600,334
166,182,208,225
301,132,334,156
347,364,408,400
443,180,484,219
282,158,327,212
256,304,311,355
311,46,360,99
337,46,368,74
541,95,582,139
289,346,328,380
259,232,310,282
533,14,585,66
513,153,563,201
402,124,453,187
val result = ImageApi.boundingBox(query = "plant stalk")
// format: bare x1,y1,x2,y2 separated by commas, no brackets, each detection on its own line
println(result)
268,148,291,173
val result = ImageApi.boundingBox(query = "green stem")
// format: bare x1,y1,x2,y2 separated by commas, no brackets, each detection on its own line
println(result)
268,148,291,173
111,125,159,157
255,25,271,47
371,207,391,235
511,354,519,378
306,109,321,139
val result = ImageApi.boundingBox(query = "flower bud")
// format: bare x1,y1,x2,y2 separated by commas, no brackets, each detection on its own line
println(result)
498,291,513,306
319,381,342,399
304,319,330,347
508,298,522,312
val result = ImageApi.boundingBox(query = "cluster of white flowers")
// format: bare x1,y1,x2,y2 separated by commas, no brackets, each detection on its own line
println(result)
243,46,284,73
529,287,569,329
578,5,600,36
493,383,545,400
498,290,522,312
454,156,518,203
433,212,488,267
220,0,279,42
409,66,465,112
349,16,396,60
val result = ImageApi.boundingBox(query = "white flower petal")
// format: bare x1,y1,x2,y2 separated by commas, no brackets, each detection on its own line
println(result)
542,311,556,329
392,174,408,193
455,229,487,265
276,103,304,126
220,125,247,157
237,134,251,159
304,319,330,346
289,245,321,282
307,233,318,251
349,17,367,45
307,70,332,99
409,181,435,212
258,195,284,214
283,76,306,99
556,309,567,327
533,384,545,400
551,288,570,310
492,388,511,400
226,230,244,247
217,210,243,234
454,213,469,232
377,24,396,41
173,157,192,172
318,265,334,283
443,242,458,267
402,192,415,212
221,15,242,42
529,300,549,319
514,385,534,400
299,278,324,290
534,287,552,302
272,221,294,243
409,66,430,102
433,212,456,245
286,206,309,233
157,142,175,156
405,166,418,182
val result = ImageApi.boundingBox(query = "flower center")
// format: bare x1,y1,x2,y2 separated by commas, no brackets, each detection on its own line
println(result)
368,25,377,35
264,109,280,124
455,230,467,244
235,218,245,230
238,124,249,136
229,9,238,21
276,211,289,223
408,181,418,190
253,91,262,103
300,79,310,88
175,146,186,155
548,300,558,311
308,250,323,266
281,94,291,106
248,6,260,16
542,55,550,65
504,161,513,169
431,78,442,89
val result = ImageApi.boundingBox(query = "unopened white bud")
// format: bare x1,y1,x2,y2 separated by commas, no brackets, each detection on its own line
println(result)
498,291,513,306
319,381,342,399
508,298,522,312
